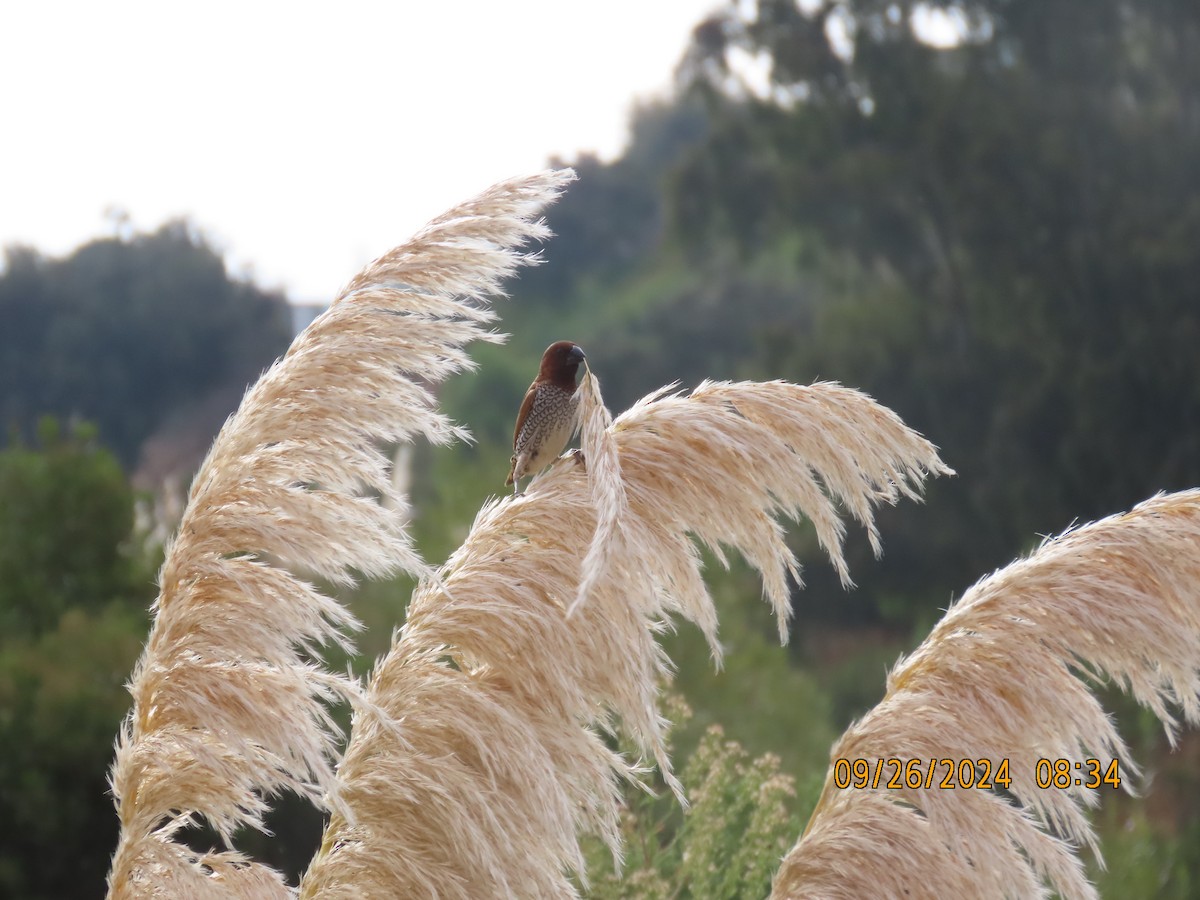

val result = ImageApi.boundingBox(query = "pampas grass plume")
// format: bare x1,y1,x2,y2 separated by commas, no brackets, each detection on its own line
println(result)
775,489,1200,900
106,169,576,897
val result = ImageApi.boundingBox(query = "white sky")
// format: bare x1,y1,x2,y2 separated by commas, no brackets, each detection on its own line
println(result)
1,1,722,302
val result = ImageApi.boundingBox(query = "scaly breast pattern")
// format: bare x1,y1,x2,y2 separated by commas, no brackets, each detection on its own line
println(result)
516,384,579,476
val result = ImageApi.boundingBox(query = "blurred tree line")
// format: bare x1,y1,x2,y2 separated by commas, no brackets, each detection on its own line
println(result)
0,422,154,898
3,0,1200,893
668,0,1200,630
0,222,292,467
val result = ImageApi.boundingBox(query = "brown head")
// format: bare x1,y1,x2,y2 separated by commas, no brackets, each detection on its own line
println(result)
537,340,586,391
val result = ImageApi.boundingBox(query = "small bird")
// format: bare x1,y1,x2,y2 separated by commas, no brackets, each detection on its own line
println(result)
506,340,587,495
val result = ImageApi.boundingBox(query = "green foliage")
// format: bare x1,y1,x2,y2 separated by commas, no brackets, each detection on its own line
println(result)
669,0,1200,622
0,424,153,898
663,562,838,781
518,97,708,312
583,717,805,899
0,221,292,466
675,726,803,899
1090,805,1200,899
0,419,144,636
0,603,148,899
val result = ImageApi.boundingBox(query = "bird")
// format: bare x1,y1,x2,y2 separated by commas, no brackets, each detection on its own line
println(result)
506,340,587,495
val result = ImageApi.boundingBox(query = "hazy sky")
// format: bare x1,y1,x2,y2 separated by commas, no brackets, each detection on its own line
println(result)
2,1,722,301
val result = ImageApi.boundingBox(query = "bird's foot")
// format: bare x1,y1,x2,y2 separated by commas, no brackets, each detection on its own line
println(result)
568,448,587,472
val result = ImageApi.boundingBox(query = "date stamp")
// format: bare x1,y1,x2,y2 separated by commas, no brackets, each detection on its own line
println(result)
833,758,1122,791
833,758,1012,790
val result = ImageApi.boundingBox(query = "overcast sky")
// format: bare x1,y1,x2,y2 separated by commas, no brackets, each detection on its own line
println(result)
1,1,722,301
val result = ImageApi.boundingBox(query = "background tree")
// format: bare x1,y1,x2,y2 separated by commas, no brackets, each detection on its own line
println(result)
668,0,1200,615
0,421,153,899
0,222,292,467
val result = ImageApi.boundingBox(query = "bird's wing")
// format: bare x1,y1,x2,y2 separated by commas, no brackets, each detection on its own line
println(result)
512,381,538,448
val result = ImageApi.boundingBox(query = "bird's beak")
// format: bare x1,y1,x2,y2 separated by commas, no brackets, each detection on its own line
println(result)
568,345,586,364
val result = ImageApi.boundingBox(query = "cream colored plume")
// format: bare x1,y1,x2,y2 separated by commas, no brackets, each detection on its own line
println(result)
301,378,950,898
571,367,626,615
774,489,1200,900
105,169,576,898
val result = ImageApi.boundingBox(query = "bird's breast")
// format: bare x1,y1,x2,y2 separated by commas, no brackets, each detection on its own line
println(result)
516,384,579,472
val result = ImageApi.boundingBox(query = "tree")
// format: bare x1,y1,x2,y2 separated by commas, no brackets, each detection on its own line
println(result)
0,419,145,636
0,421,153,899
667,0,1200,615
0,222,293,467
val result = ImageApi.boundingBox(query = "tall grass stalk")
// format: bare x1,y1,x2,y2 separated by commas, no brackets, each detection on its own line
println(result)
105,170,576,897
774,490,1200,900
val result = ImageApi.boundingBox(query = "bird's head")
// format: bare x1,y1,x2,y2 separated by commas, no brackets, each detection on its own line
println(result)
539,340,586,387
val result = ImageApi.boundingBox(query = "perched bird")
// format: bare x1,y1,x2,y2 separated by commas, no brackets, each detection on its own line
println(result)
506,340,587,495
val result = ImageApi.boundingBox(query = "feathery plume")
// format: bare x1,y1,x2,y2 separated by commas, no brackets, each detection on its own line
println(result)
774,489,1200,900
301,379,949,897
571,366,626,615
614,380,953,644
106,169,576,897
